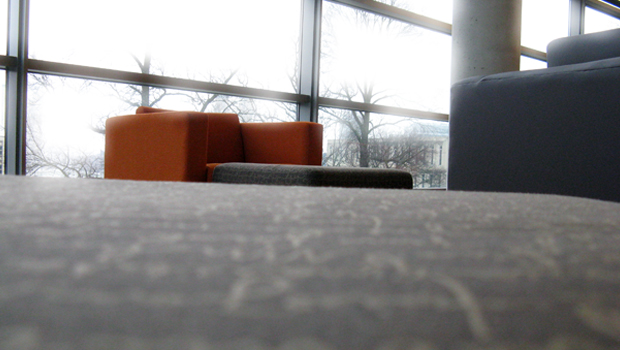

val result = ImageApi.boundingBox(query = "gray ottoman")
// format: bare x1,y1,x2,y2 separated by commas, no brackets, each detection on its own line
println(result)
212,163,413,189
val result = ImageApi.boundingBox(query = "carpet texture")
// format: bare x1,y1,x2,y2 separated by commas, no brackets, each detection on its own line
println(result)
1,175,620,349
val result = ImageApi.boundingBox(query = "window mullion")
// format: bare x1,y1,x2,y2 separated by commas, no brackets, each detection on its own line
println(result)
569,0,586,35
5,0,29,175
298,0,322,122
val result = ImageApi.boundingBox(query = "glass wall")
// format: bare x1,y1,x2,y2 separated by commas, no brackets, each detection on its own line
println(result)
374,0,453,23
319,1,450,187
2,0,619,182
585,6,620,33
520,0,570,70
21,0,303,178
321,107,448,188
0,0,6,56
521,0,570,52
321,2,451,114
25,74,296,178
29,0,301,93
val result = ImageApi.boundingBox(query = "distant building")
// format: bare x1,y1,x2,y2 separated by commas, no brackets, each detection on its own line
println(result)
324,133,449,188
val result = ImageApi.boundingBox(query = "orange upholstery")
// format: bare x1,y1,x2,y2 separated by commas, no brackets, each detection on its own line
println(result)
205,163,221,183
136,106,171,114
205,114,245,164
241,122,323,165
104,108,323,182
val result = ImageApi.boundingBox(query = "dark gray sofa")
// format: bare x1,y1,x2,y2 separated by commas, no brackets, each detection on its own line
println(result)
449,28,620,203
2,175,620,349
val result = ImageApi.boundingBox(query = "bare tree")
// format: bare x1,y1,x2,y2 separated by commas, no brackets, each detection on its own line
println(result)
24,0,446,181
326,122,444,163
25,74,104,178
321,83,399,167
26,48,256,179
26,134,103,178
26,107,104,178
320,0,439,170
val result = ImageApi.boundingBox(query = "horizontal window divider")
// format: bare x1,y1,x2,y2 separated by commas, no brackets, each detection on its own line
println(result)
318,96,449,122
25,59,310,104
327,0,452,35
602,0,620,7
0,55,18,68
586,0,620,17
521,47,547,61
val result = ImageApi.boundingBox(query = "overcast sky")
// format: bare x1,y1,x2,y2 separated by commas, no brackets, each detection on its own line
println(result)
2,0,619,174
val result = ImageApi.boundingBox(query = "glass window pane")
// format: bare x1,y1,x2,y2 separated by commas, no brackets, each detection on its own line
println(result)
26,74,296,178
585,7,620,33
0,0,7,56
321,108,448,188
374,0,453,24
521,0,569,52
521,56,547,71
321,2,451,114
29,0,301,93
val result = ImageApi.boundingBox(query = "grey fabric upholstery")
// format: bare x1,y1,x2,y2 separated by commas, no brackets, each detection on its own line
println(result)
448,29,620,203
212,163,414,189
2,175,620,349
547,28,620,67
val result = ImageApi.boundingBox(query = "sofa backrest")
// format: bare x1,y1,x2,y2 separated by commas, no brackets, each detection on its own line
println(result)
240,122,323,165
135,107,245,164
205,113,245,164
547,28,620,67
136,106,171,114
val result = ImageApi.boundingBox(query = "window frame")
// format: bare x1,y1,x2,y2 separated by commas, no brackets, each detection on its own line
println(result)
3,0,620,175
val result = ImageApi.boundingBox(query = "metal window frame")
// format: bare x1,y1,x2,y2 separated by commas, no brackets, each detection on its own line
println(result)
320,0,452,121
298,0,323,122
0,0,455,176
599,0,620,10
26,60,309,105
327,0,452,34
12,0,619,175
570,0,587,35
585,0,620,21
4,0,28,175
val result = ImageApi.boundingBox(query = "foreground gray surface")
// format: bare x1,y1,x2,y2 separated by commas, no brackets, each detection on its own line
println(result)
1,175,620,349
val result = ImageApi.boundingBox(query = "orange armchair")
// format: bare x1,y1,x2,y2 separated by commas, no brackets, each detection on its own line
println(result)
104,107,323,182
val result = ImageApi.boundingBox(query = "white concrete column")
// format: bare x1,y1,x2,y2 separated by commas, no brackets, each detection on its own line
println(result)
451,0,523,84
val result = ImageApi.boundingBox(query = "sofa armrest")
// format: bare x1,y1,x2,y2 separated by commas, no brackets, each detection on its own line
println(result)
448,57,620,202
240,122,323,165
547,28,620,67
105,112,209,182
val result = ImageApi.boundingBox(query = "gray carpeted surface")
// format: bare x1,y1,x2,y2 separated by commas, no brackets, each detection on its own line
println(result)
1,175,620,349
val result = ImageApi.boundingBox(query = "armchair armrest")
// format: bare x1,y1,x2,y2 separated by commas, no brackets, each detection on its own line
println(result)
105,112,209,182
240,122,323,165
448,57,620,201
547,28,620,67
